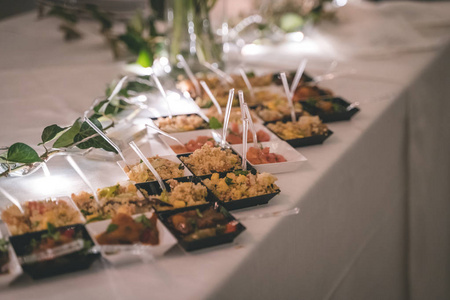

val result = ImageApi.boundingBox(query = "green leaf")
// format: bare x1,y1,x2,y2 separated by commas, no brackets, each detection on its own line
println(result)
209,117,223,129
135,214,152,228
118,33,144,55
39,124,68,145
53,118,82,148
47,222,57,235
225,177,233,185
85,4,113,33
136,49,152,68
106,223,119,233
73,118,118,153
6,143,42,164
126,80,153,93
234,170,249,176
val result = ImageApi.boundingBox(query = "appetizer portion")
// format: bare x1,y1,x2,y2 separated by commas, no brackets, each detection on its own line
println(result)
266,116,328,140
246,147,287,165
170,136,216,154
71,182,148,221
123,155,185,182
155,115,208,133
166,206,240,242
0,239,9,274
202,171,280,203
151,179,208,210
9,224,98,279
293,85,333,102
256,98,306,123
304,98,346,114
96,213,159,246
179,144,242,176
1,200,83,236
226,123,271,145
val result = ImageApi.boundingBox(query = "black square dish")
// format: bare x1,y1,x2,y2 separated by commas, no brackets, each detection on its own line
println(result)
201,169,280,211
157,203,246,252
9,224,99,280
301,97,359,123
135,176,213,213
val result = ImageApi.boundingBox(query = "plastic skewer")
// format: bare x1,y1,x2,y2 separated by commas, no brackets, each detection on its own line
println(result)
0,187,24,213
244,103,258,148
177,54,201,97
129,141,167,193
280,72,297,123
239,68,254,99
145,124,185,147
65,156,101,206
202,62,234,84
221,88,235,147
83,117,130,168
242,118,249,171
149,69,173,119
200,80,222,115
289,59,308,97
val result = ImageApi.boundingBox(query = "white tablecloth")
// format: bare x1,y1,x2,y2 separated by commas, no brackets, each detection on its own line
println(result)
1,2,450,299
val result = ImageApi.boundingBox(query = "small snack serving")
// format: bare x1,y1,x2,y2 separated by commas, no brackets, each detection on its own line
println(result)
256,98,306,123
293,85,332,102
71,182,148,222
9,224,98,279
154,114,208,133
138,179,209,211
1,199,83,236
122,155,185,182
266,115,331,147
96,213,159,246
170,136,216,154
301,97,360,123
246,147,287,165
158,203,245,251
226,123,271,145
202,170,280,210
179,144,242,176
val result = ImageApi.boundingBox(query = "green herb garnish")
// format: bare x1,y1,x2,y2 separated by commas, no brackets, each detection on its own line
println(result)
41,222,61,241
234,170,249,176
209,117,223,129
106,223,119,233
195,209,203,218
135,215,153,228
0,239,9,253
86,214,109,224
225,177,233,185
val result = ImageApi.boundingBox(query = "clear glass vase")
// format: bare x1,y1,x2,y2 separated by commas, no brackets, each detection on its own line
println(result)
166,0,222,71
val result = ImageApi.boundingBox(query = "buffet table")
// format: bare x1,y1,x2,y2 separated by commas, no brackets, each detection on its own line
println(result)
1,1,450,299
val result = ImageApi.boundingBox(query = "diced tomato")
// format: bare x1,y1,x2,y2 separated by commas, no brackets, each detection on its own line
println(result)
224,223,237,234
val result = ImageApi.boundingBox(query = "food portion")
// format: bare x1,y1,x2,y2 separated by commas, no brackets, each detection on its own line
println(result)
226,123,271,145
179,144,242,176
1,200,83,236
24,223,92,257
166,207,239,242
205,107,257,124
293,85,332,101
96,213,159,246
256,98,306,123
304,98,346,114
0,239,9,274
170,136,216,154
71,182,148,221
246,147,287,165
202,171,280,202
156,115,208,133
152,179,208,210
123,155,185,182
266,116,328,140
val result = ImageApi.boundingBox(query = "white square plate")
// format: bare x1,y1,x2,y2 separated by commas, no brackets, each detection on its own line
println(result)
85,211,177,265
232,141,307,174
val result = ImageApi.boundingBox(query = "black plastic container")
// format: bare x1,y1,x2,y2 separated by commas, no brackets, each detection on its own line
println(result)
265,124,333,148
157,202,246,252
201,170,281,211
301,97,360,123
151,113,210,132
135,176,214,213
9,224,99,280
177,148,254,180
